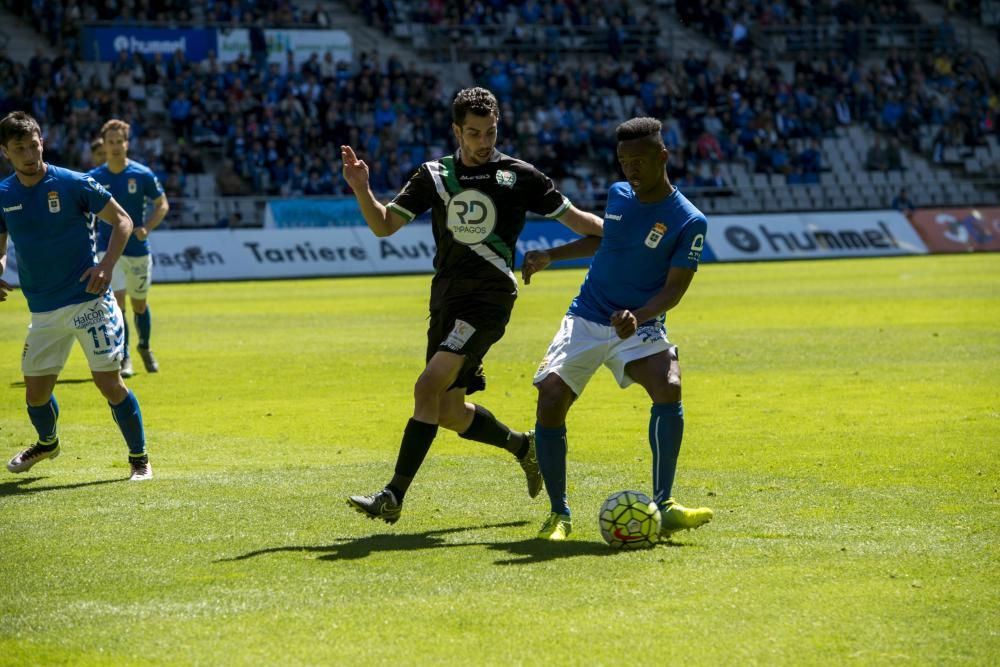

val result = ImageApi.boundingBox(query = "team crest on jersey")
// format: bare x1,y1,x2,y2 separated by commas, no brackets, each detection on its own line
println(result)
47,191,60,213
495,170,516,188
644,222,667,248
128,178,137,194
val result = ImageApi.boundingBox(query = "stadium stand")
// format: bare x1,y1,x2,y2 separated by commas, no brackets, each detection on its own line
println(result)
0,0,996,227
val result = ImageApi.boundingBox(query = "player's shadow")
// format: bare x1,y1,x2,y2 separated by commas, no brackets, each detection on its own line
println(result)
221,521,680,565
221,521,532,563
10,378,93,388
0,476,125,497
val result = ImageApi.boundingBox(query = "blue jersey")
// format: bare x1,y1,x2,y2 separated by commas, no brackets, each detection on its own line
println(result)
89,160,164,256
0,164,112,313
569,182,707,325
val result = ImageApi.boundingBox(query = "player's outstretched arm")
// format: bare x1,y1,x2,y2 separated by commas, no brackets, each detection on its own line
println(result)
522,235,602,285
341,144,407,237
557,205,604,237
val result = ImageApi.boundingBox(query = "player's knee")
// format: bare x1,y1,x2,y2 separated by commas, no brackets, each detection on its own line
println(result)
535,380,572,426
653,376,681,403
93,375,127,403
413,371,447,403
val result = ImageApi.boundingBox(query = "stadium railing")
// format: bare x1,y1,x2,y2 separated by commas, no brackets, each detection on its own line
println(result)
396,23,673,63
163,175,1000,230
753,22,974,59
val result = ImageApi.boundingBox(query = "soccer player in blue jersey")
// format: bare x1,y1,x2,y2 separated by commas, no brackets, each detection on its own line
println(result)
0,111,152,481
342,87,604,524
89,119,169,377
522,117,714,541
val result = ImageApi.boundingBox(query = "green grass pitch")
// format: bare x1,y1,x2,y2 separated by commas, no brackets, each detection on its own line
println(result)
0,254,997,665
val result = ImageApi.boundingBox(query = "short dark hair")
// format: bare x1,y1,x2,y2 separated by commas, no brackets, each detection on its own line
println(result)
452,87,500,126
90,136,104,151
0,111,41,147
615,117,663,143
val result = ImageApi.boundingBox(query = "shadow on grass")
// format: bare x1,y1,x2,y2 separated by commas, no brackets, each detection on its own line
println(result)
222,521,690,565
0,476,125,496
10,378,94,388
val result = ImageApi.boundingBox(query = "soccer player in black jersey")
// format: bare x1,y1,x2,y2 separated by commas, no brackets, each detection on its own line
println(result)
342,87,603,524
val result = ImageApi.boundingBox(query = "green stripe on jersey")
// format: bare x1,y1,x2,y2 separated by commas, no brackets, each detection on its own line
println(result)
484,233,513,267
438,156,463,195
387,202,416,222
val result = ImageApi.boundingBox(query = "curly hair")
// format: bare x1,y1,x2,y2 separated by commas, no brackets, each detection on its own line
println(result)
452,87,500,126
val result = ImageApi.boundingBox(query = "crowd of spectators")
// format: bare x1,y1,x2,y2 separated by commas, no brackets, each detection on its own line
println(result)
0,0,997,208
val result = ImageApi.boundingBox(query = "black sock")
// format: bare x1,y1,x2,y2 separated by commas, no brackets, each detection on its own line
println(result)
386,484,405,503
393,418,438,484
459,404,523,455
514,439,529,460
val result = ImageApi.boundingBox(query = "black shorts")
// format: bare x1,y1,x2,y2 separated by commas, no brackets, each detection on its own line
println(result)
426,294,515,395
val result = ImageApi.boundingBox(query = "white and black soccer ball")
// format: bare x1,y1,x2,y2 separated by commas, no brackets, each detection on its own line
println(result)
598,490,661,549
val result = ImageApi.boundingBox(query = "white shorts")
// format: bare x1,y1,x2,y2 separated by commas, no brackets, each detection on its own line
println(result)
99,252,152,299
22,294,125,376
533,314,672,396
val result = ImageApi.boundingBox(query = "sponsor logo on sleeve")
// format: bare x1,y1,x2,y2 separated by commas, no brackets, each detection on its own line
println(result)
688,233,705,261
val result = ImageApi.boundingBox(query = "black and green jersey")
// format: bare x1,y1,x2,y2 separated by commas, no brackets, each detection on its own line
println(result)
388,148,569,304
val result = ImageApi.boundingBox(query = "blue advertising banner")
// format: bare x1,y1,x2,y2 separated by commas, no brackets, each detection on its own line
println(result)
81,26,217,61
265,198,368,228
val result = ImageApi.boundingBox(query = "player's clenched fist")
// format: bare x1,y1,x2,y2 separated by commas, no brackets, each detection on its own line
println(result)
610,309,638,339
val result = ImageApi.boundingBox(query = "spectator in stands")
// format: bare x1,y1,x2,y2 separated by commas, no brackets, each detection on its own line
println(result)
885,137,904,171
891,187,915,214
865,137,890,171
216,158,251,196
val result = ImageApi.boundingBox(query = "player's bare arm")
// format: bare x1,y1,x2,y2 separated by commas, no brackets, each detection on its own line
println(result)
82,198,133,294
341,144,407,237
135,194,169,241
522,235,602,285
0,231,9,302
557,205,604,237
610,267,696,339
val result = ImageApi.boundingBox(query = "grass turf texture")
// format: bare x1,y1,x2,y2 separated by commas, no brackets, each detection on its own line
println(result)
0,254,997,665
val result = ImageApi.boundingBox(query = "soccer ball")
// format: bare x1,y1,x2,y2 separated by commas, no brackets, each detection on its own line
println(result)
598,490,661,549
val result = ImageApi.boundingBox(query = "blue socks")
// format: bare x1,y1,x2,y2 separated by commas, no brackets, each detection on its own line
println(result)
534,423,569,516
134,308,151,348
110,390,146,456
27,395,59,445
650,401,684,507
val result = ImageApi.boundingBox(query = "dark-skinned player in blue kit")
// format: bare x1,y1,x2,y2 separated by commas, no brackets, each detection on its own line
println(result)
521,117,714,541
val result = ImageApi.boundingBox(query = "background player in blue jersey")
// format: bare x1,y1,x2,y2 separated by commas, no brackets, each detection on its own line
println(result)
0,111,152,481
521,117,714,541
90,136,106,168
342,87,604,524
89,119,170,377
